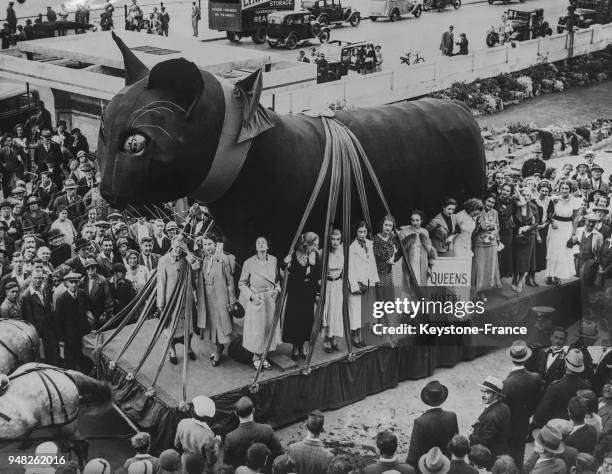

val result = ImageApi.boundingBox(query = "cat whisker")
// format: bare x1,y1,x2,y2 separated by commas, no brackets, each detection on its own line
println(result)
133,123,177,144
129,109,163,128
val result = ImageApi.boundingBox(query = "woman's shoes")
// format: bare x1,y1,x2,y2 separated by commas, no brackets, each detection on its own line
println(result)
291,347,299,361
323,338,333,353
516,282,523,293
253,359,262,370
169,354,178,365
545,276,554,285
526,278,535,287
188,349,196,361
299,350,306,360
511,283,517,292
262,359,271,370
331,340,339,351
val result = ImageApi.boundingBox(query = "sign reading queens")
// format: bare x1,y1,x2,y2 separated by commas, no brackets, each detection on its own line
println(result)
427,257,472,302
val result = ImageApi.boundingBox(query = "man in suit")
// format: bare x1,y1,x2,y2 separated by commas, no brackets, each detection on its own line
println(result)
21,271,59,365
526,426,567,474
152,219,171,255
34,129,63,171
590,165,610,194
566,396,597,454
439,25,454,56
536,327,568,389
76,160,97,198
0,135,26,196
36,170,60,210
223,396,283,470
0,281,22,319
65,238,94,277
362,431,414,474
287,410,333,474
447,435,477,474
55,271,93,370
96,237,115,278
82,258,113,330
52,179,86,225
0,251,27,301
469,376,511,457
533,349,592,428
48,229,72,269
503,340,542,469
406,381,458,469
593,206,612,241
174,395,218,471
138,236,160,271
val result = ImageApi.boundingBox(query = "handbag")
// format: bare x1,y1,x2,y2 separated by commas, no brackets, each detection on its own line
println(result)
228,302,245,319
497,242,505,252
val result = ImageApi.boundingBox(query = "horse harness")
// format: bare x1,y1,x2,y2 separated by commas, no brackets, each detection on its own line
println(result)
0,319,39,364
1,367,77,429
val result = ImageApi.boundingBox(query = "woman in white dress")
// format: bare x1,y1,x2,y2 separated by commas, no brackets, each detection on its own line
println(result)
125,249,150,292
546,181,580,285
450,198,482,258
348,221,379,348
239,236,281,370
322,229,344,353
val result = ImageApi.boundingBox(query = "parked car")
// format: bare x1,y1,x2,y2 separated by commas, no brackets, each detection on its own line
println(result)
302,0,361,26
266,10,331,49
368,0,423,21
488,0,525,4
557,0,608,33
486,8,552,47
422,0,460,12
319,39,368,73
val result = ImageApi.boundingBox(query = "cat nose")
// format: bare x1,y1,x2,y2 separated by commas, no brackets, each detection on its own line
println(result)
123,133,147,154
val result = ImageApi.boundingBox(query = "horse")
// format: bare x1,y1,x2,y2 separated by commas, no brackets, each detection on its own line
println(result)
0,319,41,375
0,362,112,466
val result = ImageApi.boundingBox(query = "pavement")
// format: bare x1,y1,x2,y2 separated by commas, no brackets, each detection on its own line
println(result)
7,0,570,74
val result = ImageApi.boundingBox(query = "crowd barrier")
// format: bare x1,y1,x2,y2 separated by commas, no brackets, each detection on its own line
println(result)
261,23,612,114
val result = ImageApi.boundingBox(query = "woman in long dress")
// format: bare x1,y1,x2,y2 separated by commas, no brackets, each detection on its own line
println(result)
373,215,398,302
513,187,539,293
472,195,501,301
496,183,517,278
546,181,580,285
197,233,235,367
450,199,480,258
398,210,436,288
282,232,320,361
348,221,379,348
532,180,554,286
322,229,343,353
239,236,280,370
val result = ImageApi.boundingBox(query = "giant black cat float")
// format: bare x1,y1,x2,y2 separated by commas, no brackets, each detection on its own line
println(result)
95,33,486,391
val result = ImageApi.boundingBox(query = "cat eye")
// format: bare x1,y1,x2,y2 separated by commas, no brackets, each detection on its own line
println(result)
123,133,147,154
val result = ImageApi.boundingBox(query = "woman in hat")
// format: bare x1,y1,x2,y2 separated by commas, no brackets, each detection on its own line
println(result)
125,249,150,292
572,163,591,190
239,236,281,369
398,210,436,289
194,233,235,367
282,232,321,361
513,186,539,293
546,181,581,285
531,180,555,285
472,194,501,301
51,207,77,246
23,195,52,237
68,128,89,158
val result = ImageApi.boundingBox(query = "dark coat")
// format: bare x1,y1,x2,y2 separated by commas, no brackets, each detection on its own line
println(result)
223,421,283,469
34,142,63,169
503,368,542,467
55,289,91,342
535,348,567,388
81,274,113,326
138,252,160,271
152,235,171,256
406,408,459,468
448,460,478,474
65,255,88,277
469,400,511,457
49,243,72,268
37,182,60,210
109,277,134,313
533,373,592,427
0,145,25,175
565,424,597,454
21,287,59,365
52,193,86,224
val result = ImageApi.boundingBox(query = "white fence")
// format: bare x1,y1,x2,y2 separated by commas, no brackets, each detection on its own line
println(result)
261,23,612,114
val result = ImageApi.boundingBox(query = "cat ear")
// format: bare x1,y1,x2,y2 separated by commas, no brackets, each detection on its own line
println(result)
234,69,274,143
147,58,204,119
112,32,150,86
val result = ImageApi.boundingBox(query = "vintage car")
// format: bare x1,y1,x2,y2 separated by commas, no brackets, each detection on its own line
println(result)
266,11,331,49
422,0,460,12
302,0,361,26
557,0,606,33
368,0,423,21
488,0,525,4
486,8,553,47
319,39,368,74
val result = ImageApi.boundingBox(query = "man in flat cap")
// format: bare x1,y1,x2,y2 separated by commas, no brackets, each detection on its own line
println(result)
175,395,219,471
406,381,458,469
0,280,22,319
223,396,282,470
469,376,511,457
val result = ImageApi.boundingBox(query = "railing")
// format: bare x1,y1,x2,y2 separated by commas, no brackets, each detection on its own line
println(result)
263,24,612,114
